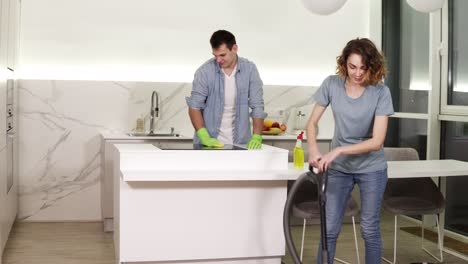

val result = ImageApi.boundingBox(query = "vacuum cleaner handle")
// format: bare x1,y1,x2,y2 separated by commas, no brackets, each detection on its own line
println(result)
319,169,329,264
311,165,330,263
284,166,329,264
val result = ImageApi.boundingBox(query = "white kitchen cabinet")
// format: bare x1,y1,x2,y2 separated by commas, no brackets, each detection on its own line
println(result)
0,73,17,259
113,143,289,264
0,0,8,65
100,134,192,232
0,0,20,260
6,0,20,70
0,80,5,264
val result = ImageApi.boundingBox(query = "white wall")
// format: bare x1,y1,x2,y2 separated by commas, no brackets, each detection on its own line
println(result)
19,0,371,85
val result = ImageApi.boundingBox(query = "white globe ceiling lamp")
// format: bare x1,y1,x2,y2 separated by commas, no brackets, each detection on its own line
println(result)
406,0,445,13
301,0,347,15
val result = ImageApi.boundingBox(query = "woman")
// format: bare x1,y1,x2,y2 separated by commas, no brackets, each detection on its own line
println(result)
306,38,394,263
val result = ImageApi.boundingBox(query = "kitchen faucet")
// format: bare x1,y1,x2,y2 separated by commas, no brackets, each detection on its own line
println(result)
149,90,159,135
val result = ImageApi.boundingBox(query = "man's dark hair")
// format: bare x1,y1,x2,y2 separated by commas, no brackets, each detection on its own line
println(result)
210,30,236,50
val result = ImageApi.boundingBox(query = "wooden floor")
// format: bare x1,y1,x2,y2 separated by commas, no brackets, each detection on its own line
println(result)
284,213,468,264
2,213,467,264
2,222,115,264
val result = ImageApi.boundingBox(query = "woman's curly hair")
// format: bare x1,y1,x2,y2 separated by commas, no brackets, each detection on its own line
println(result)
336,38,387,86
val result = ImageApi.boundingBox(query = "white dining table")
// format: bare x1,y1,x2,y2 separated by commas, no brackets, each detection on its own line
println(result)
287,159,468,179
387,159,468,178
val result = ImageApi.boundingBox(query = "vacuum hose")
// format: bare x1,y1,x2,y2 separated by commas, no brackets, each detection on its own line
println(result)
283,166,329,264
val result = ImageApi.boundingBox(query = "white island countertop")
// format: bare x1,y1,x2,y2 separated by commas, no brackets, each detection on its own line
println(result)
116,143,291,182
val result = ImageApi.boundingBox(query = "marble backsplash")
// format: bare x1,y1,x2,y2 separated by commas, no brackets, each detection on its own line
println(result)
17,79,318,221
128,83,318,136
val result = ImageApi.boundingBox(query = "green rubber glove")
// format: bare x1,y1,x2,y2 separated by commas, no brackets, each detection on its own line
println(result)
196,128,224,148
247,134,262,149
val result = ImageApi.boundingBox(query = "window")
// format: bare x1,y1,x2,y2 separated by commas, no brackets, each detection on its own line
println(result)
383,0,430,114
382,0,429,155
441,0,468,115
441,121,468,236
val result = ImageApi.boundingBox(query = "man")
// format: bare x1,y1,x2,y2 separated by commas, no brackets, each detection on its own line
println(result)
186,30,266,149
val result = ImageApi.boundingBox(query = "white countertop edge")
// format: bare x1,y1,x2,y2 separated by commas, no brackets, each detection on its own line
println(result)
387,159,468,178
120,169,300,182
114,143,289,153
114,143,160,152
121,160,468,181
120,160,468,182
100,132,332,141
100,132,192,140
262,134,332,140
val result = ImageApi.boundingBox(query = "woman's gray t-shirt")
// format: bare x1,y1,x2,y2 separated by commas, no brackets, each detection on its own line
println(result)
313,75,394,173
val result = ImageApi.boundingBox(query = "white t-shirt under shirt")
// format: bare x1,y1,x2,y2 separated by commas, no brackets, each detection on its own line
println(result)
217,65,237,144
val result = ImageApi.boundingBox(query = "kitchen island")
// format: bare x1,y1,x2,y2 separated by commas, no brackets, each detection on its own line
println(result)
113,143,291,264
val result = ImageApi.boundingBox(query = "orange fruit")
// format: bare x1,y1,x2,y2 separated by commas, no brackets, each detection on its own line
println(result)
264,119,273,128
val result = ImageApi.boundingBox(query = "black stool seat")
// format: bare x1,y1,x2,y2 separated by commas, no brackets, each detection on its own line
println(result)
293,196,359,219
383,196,444,215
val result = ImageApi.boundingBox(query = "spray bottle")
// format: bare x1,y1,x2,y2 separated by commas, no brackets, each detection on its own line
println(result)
293,131,305,168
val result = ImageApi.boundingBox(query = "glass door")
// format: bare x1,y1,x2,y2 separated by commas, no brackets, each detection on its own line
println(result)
441,121,468,236
441,0,468,114
440,0,468,240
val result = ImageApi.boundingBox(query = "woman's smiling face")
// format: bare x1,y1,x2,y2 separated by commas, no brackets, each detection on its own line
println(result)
346,53,368,86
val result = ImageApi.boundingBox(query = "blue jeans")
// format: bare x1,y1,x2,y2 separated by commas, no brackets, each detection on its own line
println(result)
317,168,388,264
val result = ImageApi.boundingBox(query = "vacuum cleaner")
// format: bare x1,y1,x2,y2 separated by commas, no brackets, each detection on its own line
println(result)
283,166,329,264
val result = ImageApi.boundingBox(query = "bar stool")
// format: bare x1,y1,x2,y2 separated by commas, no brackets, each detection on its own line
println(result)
291,180,361,264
